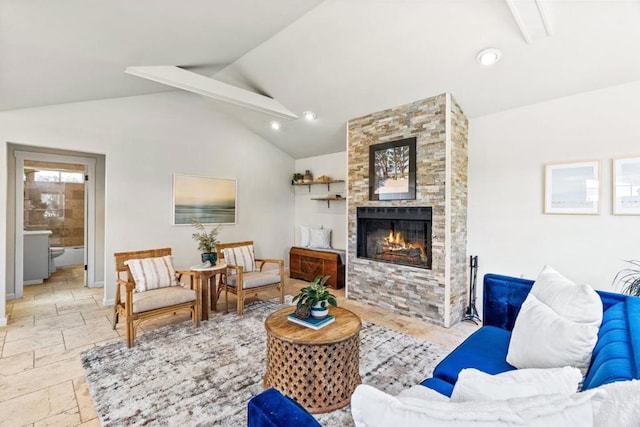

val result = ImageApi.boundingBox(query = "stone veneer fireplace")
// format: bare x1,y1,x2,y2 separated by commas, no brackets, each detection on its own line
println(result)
347,93,468,327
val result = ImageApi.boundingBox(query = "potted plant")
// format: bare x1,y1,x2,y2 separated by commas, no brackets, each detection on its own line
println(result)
292,275,337,320
292,173,304,184
613,259,640,296
191,219,221,264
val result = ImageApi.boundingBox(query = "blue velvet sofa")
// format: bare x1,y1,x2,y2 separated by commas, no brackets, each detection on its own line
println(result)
247,273,640,427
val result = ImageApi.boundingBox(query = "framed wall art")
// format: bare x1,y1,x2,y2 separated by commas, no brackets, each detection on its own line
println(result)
613,155,640,215
369,137,416,201
173,174,237,225
544,160,600,214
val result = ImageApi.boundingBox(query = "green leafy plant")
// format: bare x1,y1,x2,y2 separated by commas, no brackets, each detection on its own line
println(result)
293,173,304,183
292,275,338,310
191,219,221,253
613,259,640,296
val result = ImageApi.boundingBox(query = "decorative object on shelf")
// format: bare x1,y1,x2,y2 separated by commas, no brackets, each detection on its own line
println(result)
613,156,640,215
613,259,640,296
315,175,332,183
544,160,600,215
191,219,221,264
293,172,304,184
173,174,237,224
303,169,313,183
463,255,481,324
292,275,337,320
369,137,417,201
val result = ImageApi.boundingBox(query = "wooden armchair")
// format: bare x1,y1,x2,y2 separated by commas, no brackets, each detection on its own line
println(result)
112,248,200,347
216,241,284,315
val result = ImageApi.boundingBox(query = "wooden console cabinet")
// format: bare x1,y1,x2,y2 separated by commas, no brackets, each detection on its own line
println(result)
289,247,345,289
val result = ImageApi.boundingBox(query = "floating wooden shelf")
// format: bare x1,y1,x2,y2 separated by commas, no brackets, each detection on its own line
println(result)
292,180,345,192
310,197,346,207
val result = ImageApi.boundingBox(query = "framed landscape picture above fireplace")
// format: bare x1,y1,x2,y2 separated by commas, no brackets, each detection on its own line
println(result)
369,137,416,201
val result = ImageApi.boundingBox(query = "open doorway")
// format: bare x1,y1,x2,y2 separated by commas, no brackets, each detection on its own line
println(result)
14,150,99,299
23,160,88,286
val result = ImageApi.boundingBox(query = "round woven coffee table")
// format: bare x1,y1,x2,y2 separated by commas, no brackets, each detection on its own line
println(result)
263,306,362,414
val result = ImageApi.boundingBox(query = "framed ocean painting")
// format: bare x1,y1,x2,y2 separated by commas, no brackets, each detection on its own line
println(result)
173,174,237,225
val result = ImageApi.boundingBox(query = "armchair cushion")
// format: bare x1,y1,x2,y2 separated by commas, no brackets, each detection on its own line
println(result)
226,271,281,289
132,286,197,314
125,255,178,292
223,245,257,274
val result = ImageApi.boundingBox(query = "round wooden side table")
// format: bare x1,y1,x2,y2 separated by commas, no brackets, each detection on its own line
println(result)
263,306,362,414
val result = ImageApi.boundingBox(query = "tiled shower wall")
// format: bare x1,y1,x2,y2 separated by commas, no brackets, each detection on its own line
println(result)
24,162,85,247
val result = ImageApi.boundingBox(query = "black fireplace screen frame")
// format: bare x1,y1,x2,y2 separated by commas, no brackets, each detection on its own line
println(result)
356,206,432,269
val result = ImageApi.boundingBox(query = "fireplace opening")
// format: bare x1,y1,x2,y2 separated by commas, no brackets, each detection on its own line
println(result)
357,207,432,269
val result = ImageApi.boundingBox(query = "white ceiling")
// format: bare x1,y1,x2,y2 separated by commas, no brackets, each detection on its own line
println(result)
3,0,640,159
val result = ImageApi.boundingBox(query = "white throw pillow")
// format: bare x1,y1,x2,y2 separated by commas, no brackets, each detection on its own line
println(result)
222,245,257,274
125,255,177,292
451,367,582,402
507,266,602,374
300,225,322,247
351,384,605,427
309,228,332,249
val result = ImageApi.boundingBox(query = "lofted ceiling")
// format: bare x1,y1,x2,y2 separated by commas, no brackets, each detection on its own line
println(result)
2,0,640,159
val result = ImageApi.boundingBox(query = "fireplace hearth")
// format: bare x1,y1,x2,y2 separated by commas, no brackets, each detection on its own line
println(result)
357,206,432,269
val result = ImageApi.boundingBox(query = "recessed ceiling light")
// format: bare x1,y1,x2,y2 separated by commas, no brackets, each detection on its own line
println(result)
476,48,502,66
303,111,317,121
270,121,281,130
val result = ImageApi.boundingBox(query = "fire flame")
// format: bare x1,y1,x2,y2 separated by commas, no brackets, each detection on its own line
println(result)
386,231,407,246
384,230,425,256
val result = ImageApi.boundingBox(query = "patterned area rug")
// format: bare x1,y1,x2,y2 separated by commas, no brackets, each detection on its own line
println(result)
81,299,447,426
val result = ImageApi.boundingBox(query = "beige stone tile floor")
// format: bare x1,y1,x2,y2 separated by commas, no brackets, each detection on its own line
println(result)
1,266,477,427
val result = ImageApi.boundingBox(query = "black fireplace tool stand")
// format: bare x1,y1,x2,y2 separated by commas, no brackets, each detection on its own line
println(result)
463,255,481,324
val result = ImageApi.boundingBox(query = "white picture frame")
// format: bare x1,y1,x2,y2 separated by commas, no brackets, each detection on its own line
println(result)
173,173,237,225
613,156,640,215
544,160,600,215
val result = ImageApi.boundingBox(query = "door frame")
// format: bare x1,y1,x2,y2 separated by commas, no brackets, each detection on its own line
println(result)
14,151,97,298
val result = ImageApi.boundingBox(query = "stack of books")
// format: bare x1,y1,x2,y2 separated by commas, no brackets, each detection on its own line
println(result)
287,312,335,330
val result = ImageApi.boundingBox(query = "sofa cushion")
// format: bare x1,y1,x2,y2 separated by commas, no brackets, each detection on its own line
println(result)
507,266,602,374
351,384,605,427
132,286,196,313
450,367,582,402
432,326,514,385
420,377,454,397
247,388,321,427
582,299,640,389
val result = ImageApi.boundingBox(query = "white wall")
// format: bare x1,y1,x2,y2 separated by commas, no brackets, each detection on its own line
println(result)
294,152,347,250
1,91,295,323
468,81,640,301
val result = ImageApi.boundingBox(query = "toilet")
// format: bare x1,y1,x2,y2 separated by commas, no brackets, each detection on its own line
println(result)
49,247,65,274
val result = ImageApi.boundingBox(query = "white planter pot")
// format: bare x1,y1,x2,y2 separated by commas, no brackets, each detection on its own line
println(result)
311,300,329,319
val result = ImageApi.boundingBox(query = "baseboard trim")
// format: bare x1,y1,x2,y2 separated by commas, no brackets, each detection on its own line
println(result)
103,298,115,307
0,317,6,327
89,281,104,288
6,293,16,300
